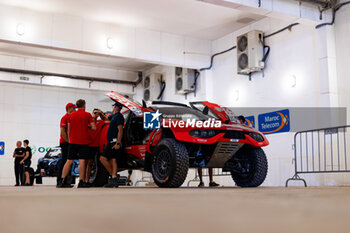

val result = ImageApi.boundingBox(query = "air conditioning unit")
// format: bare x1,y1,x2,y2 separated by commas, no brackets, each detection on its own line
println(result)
175,67,196,94
236,30,264,75
143,73,162,101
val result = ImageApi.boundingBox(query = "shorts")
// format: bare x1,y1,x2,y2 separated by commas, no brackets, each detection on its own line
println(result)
88,147,99,160
23,160,31,172
60,142,69,160
68,144,90,160
102,143,122,160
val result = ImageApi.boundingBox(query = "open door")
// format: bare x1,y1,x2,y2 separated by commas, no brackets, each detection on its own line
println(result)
190,101,237,123
105,91,150,116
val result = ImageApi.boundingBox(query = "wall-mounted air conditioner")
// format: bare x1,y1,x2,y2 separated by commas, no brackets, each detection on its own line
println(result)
175,67,196,94
143,73,162,101
237,30,264,75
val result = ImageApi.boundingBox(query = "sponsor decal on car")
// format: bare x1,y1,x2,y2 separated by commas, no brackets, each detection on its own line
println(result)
258,109,290,134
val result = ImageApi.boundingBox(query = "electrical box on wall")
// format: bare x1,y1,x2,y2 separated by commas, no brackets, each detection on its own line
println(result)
143,73,162,101
236,30,264,75
175,67,196,94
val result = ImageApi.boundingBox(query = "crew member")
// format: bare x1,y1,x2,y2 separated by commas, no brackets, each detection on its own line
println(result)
57,103,76,186
20,139,32,186
13,141,25,186
197,168,219,187
127,170,133,186
238,115,246,125
58,99,96,188
85,109,108,185
100,102,124,188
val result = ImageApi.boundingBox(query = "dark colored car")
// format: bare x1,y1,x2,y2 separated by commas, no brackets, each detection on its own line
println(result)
36,147,79,183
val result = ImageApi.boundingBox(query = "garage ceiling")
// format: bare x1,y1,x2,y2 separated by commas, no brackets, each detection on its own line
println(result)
0,0,264,40
0,40,156,72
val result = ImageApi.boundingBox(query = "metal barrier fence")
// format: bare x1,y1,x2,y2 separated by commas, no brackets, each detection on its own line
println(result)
286,125,350,187
187,168,231,186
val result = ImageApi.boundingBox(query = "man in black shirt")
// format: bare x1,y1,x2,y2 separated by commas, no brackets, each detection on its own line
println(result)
20,139,32,186
13,141,25,186
100,102,124,188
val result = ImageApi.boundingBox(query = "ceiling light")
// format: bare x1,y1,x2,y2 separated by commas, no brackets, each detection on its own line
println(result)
16,23,25,36
234,89,240,101
106,38,114,49
288,75,297,88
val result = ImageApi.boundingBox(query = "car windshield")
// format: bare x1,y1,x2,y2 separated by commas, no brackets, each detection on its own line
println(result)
152,106,211,121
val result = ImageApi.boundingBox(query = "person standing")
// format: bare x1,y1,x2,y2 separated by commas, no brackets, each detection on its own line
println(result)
100,102,124,188
57,103,76,187
20,139,32,186
13,141,25,186
197,168,219,187
85,109,107,185
58,99,96,188
238,115,246,125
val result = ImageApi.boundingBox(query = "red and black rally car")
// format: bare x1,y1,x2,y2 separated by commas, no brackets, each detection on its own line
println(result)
95,91,269,188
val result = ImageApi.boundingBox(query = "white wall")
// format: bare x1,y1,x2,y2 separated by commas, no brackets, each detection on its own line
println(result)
203,16,350,187
134,65,209,104
0,4,211,69
0,81,116,185
131,16,350,187
335,1,350,116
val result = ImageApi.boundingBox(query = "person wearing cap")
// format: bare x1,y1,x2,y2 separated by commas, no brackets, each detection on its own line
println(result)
100,102,124,188
238,115,246,125
56,102,76,187
58,99,96,188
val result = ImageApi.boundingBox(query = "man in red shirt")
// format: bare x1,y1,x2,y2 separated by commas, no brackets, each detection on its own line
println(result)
85,109,108,185
56,103,76,186
58,99,96,188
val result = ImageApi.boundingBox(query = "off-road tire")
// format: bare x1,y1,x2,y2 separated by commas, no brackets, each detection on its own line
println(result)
231,148,268,187
151,139,189,188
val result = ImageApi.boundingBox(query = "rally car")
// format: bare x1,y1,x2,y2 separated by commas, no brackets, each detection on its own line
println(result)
94,91,269,188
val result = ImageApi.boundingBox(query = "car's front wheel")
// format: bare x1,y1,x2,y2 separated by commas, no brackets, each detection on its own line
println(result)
230,147,268,187
151,139,189,188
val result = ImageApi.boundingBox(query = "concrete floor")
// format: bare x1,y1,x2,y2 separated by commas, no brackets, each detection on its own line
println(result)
1,186,350,233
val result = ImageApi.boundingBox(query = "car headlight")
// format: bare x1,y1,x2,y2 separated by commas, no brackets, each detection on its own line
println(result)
189,129,217,138
247,132,264,142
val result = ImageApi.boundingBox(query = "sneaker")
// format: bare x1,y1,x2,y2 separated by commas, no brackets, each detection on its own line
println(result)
77,180,90,188
57,179,74,188
198,181,204,187
104,177,119,188
209,181,219,187
14,184,19,187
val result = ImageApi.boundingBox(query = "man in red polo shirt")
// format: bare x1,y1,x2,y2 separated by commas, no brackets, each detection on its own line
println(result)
85,109,108,185
56,103,76,187
58,99,96,188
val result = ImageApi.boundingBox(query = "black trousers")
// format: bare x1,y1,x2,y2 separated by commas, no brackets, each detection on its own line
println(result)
57,142,69,184
14,162,23,185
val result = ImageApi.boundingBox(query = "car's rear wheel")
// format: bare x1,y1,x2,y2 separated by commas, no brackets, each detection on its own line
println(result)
151,139,189,188
230,147,268,187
